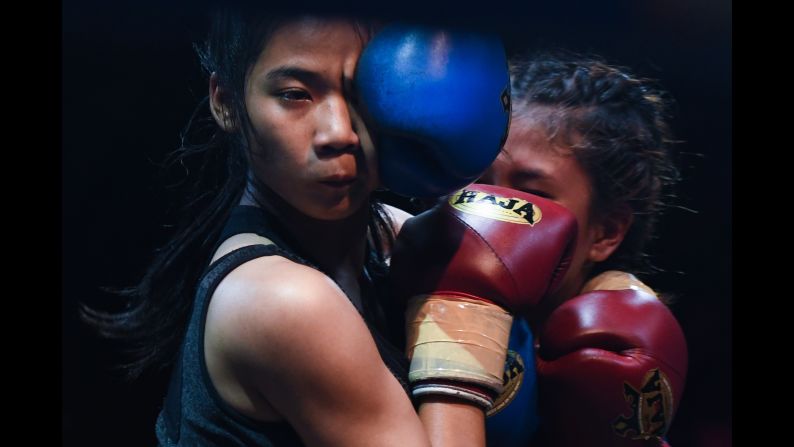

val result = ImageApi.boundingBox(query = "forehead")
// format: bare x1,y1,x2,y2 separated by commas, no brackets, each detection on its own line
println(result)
499,112,592,181
254,17,364,72
503,113,573,160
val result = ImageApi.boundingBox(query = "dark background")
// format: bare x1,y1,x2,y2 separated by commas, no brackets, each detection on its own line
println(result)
63,0,731,445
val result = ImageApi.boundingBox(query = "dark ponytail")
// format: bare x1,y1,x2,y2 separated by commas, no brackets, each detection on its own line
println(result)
81,9,386,381
79,10,286,380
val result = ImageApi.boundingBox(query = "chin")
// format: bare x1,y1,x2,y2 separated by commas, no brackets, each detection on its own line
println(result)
309,199,367,221
311,209,353,221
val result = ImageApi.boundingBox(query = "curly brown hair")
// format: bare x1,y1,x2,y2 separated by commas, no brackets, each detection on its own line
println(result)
508,51,680,276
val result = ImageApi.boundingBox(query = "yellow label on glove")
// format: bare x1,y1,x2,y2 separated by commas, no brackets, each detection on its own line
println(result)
449,189,542,226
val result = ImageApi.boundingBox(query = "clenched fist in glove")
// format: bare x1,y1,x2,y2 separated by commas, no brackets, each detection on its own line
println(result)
534,271,688,446
389,184,578,411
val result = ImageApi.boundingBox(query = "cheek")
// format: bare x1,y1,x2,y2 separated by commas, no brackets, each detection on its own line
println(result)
571,206,600,267
365,166,378,193
362,143,379,183
553,197,592,264
249,114,306,168
247,97,304,144
575,226,593,264
349,105,379,185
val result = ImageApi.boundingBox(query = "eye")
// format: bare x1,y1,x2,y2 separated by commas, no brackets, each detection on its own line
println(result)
522,189,553,200
277,89,312,102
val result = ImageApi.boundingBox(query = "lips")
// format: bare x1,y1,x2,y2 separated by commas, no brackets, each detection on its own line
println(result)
319,175,357,187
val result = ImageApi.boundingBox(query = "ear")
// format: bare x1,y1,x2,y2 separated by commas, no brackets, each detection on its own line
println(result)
587,206,634,263
209,72,236,132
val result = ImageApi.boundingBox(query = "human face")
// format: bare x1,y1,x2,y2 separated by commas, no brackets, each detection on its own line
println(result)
486,113,601,306
243,18,377,221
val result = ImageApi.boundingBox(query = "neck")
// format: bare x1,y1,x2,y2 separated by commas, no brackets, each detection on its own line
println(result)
240,179,371,276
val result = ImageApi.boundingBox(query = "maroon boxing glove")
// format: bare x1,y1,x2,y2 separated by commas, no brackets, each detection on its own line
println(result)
389,184,577,410
534,274,688,446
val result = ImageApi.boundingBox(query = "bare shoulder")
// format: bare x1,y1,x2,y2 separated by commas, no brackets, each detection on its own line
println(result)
205,255,429,446
205,253,385,394
206,255,353,363
382,203,413,235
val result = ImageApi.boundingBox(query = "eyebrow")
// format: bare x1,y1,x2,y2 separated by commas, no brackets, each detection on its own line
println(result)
265,65,354,93
265,65,324,85
511,167,550,182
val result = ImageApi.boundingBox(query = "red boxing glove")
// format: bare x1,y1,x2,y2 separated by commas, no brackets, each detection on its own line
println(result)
534,275,688,446
392,184,578,313
390,184,577,410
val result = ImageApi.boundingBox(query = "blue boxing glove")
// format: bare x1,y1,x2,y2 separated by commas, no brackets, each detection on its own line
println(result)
486,317,540,447
354,24,510,198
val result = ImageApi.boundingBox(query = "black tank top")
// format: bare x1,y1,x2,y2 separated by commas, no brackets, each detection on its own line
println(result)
155,206,409,446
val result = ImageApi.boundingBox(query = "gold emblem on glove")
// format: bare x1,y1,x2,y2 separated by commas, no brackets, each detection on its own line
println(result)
486,349,525,417
450,189,542,225
613,368,674,440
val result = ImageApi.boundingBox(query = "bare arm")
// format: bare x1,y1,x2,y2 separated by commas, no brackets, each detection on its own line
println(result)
418,397,486,447
206,256,485,447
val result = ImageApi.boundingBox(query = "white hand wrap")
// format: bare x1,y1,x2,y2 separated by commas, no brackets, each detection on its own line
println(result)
405,294,513,403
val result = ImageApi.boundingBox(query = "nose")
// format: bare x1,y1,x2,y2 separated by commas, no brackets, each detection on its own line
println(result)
314,95,361,152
